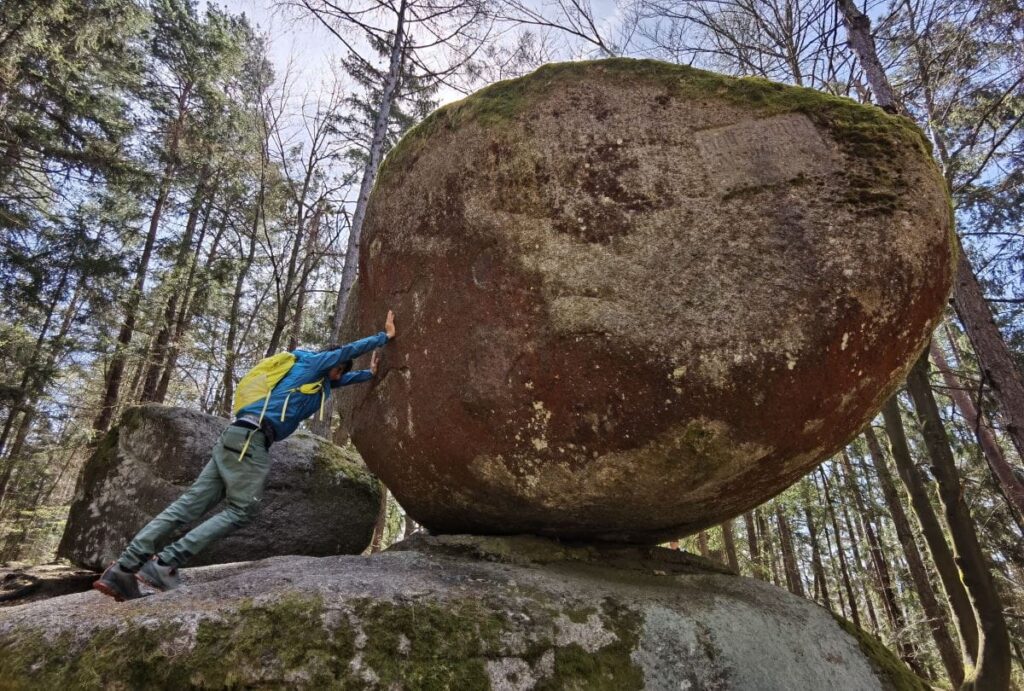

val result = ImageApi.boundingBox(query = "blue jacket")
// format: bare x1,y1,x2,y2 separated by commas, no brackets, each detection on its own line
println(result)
237,331,388,441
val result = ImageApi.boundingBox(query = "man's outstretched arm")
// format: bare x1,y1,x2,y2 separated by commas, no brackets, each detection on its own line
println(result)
307,311,396,373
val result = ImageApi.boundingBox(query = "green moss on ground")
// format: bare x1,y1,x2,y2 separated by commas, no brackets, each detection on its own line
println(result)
833,615,932,691
376,57,932,216
537,599,644,691
353,599,504,689
0,592,649,690
0,594,351,689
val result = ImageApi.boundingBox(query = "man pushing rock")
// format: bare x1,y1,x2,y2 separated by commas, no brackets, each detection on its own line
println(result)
93,311,396,601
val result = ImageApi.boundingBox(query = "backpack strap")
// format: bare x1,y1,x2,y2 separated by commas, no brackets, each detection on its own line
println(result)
238,394,272,462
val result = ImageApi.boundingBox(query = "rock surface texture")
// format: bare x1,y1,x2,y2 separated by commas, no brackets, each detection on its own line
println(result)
58,405,382,569
351,58,955,542
0,535,925,690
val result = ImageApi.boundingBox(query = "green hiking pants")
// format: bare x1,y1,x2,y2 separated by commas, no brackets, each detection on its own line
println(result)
117,425,271,570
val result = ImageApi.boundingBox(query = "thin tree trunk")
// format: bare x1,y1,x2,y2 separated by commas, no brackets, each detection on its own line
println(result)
819,466,862,629
775,505,806,598
141,172,210,401
803,498,832,612
906,351,1010,690
696,530,710,558
720,519,739,573
836,0,900,112
758,511,782,587
840,451,921,673
369,487,390,553
93,161,175,433
881,396,980,668
327,0,409,345
155,195,221,403
864,426,964,686
838,465,882,634
743,511,764,579
931,340,1024,519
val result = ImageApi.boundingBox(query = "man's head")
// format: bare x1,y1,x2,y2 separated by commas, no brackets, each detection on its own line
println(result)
319,344,354,382
327,360,353,382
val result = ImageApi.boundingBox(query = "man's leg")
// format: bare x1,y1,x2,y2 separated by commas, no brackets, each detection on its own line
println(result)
116,451,225,572
155,427,271,567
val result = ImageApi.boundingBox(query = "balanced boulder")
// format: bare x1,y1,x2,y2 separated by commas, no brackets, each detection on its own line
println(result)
351,58,954,542
58,404,382,569
1,534,925,689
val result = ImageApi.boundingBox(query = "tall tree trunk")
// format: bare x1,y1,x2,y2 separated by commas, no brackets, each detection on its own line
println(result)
142,172,211,402
0,267,69,457
906,351,1010,690
775,505,805,598
758,511,782,587
931,340,1024,519
837,465,882,634
222,221,260,417
720,519,739,573
93,161,175,433
155,195,221,403
819,467,862,629
802,495,832,612
864,426,964,686
840,451,921,673
327,0,409,345
696,530,711,559
743,511,764,579
881,396,980,668
836,0,900,112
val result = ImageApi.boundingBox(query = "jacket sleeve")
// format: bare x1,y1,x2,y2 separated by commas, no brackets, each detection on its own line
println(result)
303,332,388,374
333,369,373,388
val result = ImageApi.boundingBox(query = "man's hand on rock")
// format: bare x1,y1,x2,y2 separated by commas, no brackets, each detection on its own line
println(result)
370,351,380,375
385,310,396,340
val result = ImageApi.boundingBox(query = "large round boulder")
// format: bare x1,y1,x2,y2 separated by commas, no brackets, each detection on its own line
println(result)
58,404,383,569
351,58,954,542
0,535,925,689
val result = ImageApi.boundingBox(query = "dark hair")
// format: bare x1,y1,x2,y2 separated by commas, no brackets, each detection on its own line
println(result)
318,345,353,374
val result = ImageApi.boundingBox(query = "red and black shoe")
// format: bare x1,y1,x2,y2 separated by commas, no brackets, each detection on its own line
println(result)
93,562,142,601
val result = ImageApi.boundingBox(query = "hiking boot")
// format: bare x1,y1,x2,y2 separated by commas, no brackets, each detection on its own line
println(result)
93,563,142,602
137,556,181,591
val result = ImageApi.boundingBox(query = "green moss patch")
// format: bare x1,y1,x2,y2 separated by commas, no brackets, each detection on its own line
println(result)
832,614,931,691
312,438,382,496
376,57,933,219
0,594,353,689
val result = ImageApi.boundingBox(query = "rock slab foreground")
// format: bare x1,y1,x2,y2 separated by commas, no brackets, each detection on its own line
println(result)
1,534,924,690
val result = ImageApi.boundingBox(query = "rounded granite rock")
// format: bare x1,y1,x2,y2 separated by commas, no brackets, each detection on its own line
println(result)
58,404,382,568
351,58,954,542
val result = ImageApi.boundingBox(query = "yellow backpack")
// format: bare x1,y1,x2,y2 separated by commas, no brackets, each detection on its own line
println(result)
230,352,329,461
232,352,297,421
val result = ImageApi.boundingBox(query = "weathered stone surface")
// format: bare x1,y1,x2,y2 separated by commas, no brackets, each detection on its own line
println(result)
351,58,955,542
0,535,925,690
57,405,382,569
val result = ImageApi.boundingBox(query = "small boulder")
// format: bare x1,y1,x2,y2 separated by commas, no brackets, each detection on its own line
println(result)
0,534,925,690
57,404,382,569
